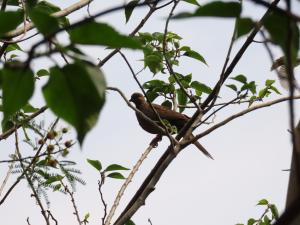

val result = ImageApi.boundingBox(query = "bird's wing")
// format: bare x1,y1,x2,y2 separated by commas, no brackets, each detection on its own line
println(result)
152,104,189,121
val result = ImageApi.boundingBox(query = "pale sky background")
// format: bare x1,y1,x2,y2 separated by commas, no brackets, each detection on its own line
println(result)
0,0,300,225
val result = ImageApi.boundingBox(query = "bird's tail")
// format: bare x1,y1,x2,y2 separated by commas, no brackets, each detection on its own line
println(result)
188,134,214,160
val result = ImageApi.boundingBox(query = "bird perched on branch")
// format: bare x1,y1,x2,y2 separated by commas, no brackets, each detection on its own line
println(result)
129,92,213,159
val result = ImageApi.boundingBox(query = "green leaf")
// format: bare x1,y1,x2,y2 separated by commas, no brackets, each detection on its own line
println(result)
53,184,62,192
69,21,142,49
1,64,34,121
35,1,69,27
29,8,60,36
104,164,130,172
247,218,256,225
161,100,172,109
144,54,164,74
107,172,125,179
265,79,275,87
263,215,270,225
183,0,200,6
183,50,207,65
125,0,140,23
0,11,23,36
264,12,299,64
257,199,269,205
270,86,281,95
22,103,39,113
125,219,136,225
231,74,247,84
236,18,255,39
143,79,166,89
258,88,268,98
226,84,238,92
176,89,188,113
6,0,19,6
6,43,23,52
42,62,106,144
87,159,102,171
44,175,64,185
174,1,241,19
270,204,279,219
191,81,212,94
36,69,50,77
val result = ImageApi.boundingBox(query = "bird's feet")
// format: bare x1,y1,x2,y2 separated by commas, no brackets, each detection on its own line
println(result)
150,135,162,148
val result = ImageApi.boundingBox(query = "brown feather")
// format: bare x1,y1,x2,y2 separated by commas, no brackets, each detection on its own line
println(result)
130,93,213,159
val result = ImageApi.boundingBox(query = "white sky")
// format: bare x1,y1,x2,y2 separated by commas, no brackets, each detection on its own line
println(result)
1,0,300,225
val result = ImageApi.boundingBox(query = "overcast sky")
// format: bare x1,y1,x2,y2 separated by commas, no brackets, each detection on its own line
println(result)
1,0,300,225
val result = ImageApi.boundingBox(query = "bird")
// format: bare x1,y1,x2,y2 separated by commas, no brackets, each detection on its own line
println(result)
129,92,213,159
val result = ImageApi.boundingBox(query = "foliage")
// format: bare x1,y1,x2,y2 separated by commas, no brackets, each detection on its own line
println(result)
0,0,299,224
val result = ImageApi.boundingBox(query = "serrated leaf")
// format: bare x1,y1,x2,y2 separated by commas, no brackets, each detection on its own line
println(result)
42,62,106,144
191,81,212,94
69,21,142,49
1,64,34,122
125,0,140,23
104,164,129,172
107,172,125,179
236,18,255,39
257,199,269,205
0,11,23,36
183,50,207,65
231,74,247,84
87,159,102,171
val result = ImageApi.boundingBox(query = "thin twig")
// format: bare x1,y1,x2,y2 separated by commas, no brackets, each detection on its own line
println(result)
106,86,167,136
118,51,176,146
183,95,300,147
98,175,108,225
0,118,59,205
61,181,82,225
249,0,300,22
0,106,48,141
104,141,157,225
15,129,50,225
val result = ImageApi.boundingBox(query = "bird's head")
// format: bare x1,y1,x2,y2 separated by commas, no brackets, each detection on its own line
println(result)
129,92,145,106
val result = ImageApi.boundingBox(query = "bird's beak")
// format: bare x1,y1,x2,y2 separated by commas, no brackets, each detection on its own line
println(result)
129,98,133,102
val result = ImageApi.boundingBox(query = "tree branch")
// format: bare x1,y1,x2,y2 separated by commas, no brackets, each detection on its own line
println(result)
183,96,300,147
